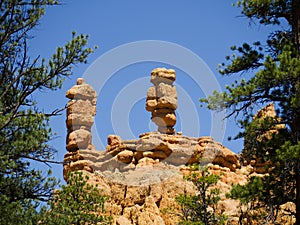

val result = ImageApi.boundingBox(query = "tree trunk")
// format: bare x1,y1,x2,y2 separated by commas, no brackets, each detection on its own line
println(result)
294,0,300,53
296,171,300,225
295,1,300,218
292,0,300,52
298,0,300,51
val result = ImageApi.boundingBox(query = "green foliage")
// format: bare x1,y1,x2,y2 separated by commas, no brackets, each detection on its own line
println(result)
228,171,294,223
201,45,300,120
219,42,264,75
201,0,300,223
235,0,293,25
40,171,112,225
175,165,226,225
277,141,300,160
0,0,94,223
242,115,288,162
0,196,42,225
229,176,264,204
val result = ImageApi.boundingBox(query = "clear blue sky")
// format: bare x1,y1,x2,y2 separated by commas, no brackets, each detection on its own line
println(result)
29,1,279,183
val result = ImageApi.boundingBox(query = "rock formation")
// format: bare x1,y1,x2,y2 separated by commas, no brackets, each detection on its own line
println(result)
146,68,177,134
104,133,240,171
64,78,97,176
63,71,295,225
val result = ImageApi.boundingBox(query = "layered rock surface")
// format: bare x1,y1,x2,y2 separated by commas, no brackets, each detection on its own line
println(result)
64,132,240,178
81,164,248,225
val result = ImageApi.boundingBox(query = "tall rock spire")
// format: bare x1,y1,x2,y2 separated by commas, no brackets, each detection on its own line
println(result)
64,78,97,175
146,68,178,134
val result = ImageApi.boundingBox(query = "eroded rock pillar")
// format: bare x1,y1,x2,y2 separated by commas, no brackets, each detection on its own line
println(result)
146,68,178,134
65,78,97,154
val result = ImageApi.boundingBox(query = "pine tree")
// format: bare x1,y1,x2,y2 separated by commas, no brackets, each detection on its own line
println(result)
0,1,94,224
41,171,112,225
175,165,226,225
201,0,300,224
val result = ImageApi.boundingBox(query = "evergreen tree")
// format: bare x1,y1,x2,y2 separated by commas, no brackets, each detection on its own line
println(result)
41,171,112,225
0,1,94,223
201,0,300,224
175,165,226,225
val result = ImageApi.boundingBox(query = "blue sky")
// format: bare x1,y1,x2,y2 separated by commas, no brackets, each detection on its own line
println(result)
29,1,278,182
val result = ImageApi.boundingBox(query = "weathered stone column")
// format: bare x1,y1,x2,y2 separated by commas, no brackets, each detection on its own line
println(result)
64,78,97,176
146,68,178,134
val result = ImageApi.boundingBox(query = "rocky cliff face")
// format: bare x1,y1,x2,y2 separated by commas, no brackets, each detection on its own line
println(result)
63,69,295,225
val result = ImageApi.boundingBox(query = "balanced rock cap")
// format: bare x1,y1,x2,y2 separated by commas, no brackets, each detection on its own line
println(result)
150,68,176,85
66,78,97,100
